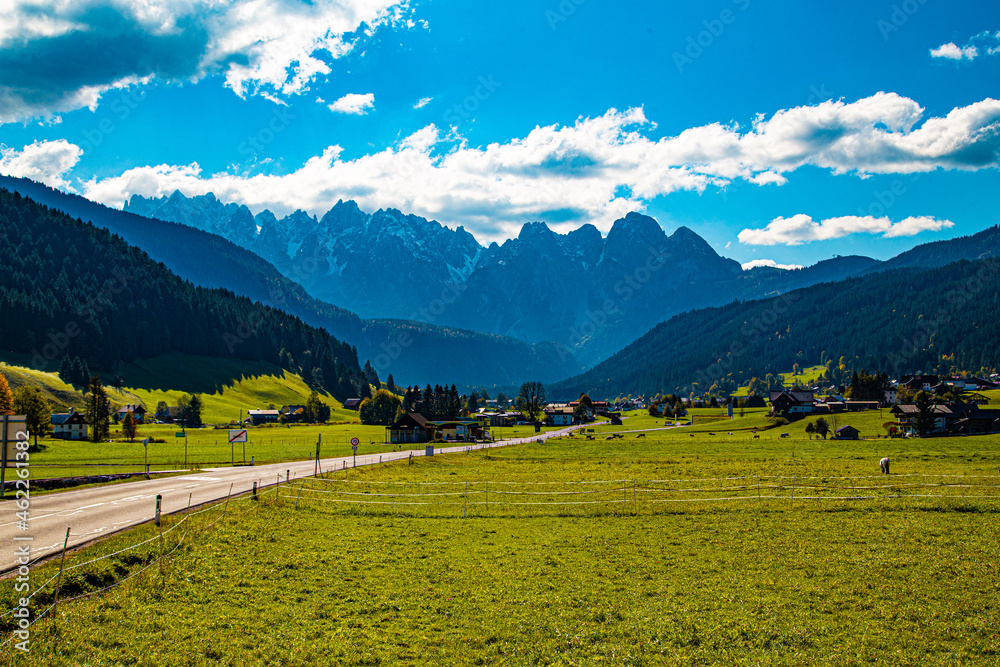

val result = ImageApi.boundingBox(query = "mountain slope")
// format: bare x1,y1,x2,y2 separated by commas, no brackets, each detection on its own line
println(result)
0,178,579,387
0,188,366,399
551,258,1000,399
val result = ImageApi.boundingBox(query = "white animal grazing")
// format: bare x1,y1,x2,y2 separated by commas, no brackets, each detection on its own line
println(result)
879,457,890,475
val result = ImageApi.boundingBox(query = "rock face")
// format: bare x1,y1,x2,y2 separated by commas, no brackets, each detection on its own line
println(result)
122,191,876,367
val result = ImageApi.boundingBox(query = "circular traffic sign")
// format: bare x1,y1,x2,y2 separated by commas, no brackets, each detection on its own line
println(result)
351,437,360,446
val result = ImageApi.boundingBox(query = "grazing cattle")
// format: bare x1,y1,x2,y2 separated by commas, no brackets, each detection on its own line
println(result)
880,457,890,475
606,436,614,441
636,434,646,439
780,433,790,438
752,435,760,439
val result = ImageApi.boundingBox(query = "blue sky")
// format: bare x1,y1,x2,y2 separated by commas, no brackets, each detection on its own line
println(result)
0,0,998,268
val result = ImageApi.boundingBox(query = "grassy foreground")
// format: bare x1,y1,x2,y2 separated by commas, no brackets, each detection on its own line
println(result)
5,423,1000,665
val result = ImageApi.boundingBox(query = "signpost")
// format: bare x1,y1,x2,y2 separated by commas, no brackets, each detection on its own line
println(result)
229,429,248,465
351,437,359,467
143,438,149,476
0,415,28,499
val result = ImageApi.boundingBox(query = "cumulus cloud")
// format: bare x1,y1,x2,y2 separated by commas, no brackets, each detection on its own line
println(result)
328,93,375,115
79,93,999,243
741,259,804,271
738,214,954,246
930,31,1000,61
0,0,414,123
0,140,82,190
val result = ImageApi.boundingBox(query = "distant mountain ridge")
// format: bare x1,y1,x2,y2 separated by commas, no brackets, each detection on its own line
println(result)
122,189,1000,367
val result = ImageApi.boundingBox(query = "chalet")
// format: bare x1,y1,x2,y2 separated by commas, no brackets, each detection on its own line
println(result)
769,390,816,416
590,401,611,417
51,410,88,440
545,407,575,426
386,413,489,444
844,400,880,412
114,404,147,424
947,404,1000,435
884,388,899,404
246,409,280,425
153,405,185,424
280,405,306,423
834,425,860,440
891,404,956,436
900,375,938,392
343,398,363,411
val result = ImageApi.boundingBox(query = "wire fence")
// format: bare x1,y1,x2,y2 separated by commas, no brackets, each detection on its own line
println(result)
0,490,255,651
283,473,1000,518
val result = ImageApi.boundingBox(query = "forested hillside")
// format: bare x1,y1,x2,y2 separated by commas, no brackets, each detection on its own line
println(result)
0,189,367,399
551,259,1000,399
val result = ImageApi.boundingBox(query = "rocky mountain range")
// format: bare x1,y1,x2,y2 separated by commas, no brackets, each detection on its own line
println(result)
124,191,1000,369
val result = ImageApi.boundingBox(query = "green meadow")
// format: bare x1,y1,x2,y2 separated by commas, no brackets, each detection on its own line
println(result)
5,419,1000,666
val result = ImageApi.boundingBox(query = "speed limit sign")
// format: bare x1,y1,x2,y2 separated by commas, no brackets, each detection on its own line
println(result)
351,437,359,446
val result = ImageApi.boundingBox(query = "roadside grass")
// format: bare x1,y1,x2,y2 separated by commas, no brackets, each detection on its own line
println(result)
5,428,1000,666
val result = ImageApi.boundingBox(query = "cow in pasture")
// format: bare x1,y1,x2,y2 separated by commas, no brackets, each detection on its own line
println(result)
752,435,760,439
880,457,890,475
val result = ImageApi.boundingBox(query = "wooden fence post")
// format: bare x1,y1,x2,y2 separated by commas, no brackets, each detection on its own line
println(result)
52,527,70,616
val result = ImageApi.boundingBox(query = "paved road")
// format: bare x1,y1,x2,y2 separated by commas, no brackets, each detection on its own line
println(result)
0,424,589,573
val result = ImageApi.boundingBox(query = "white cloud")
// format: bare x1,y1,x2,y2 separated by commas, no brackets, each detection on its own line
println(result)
328,93,375,115
930,31,1000,61
0,0,414,123
738,214,954,246
413,97,433,109
0,140,82,190
80,93,999,244
741,259,804,271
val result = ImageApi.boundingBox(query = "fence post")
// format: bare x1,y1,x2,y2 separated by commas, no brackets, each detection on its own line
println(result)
790,476,795,510
464,482,468,519
187,493,192,512
252,481,257,500
633,480,637,515
223,483,233,518
295,482,305,510
52,527,70,616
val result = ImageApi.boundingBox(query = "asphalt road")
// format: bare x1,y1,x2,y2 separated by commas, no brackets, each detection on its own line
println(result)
0,424,588,573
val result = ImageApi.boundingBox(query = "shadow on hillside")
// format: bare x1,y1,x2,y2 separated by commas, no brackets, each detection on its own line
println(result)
122,355,288,395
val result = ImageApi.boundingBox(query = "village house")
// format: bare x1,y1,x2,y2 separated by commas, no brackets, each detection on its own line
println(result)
51,410,88,440
280,405,306,423
769,390,816,417
343,398,363,411
386,413,489,445
114,404,147,424
246,409,281,425
900,375,938,392
545,406,575,426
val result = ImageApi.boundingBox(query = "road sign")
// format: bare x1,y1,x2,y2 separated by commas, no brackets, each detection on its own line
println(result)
352,445,358,452
175,432,185,438
350,437,359,446
228,429,248,443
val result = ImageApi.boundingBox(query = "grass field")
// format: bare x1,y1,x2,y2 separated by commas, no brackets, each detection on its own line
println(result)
5,423,1000,665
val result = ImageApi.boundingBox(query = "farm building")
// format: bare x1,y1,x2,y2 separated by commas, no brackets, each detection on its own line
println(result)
114,404,147,424
386,413,489,445
834,425,860,440
246,409,280,425
51,410,88,440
